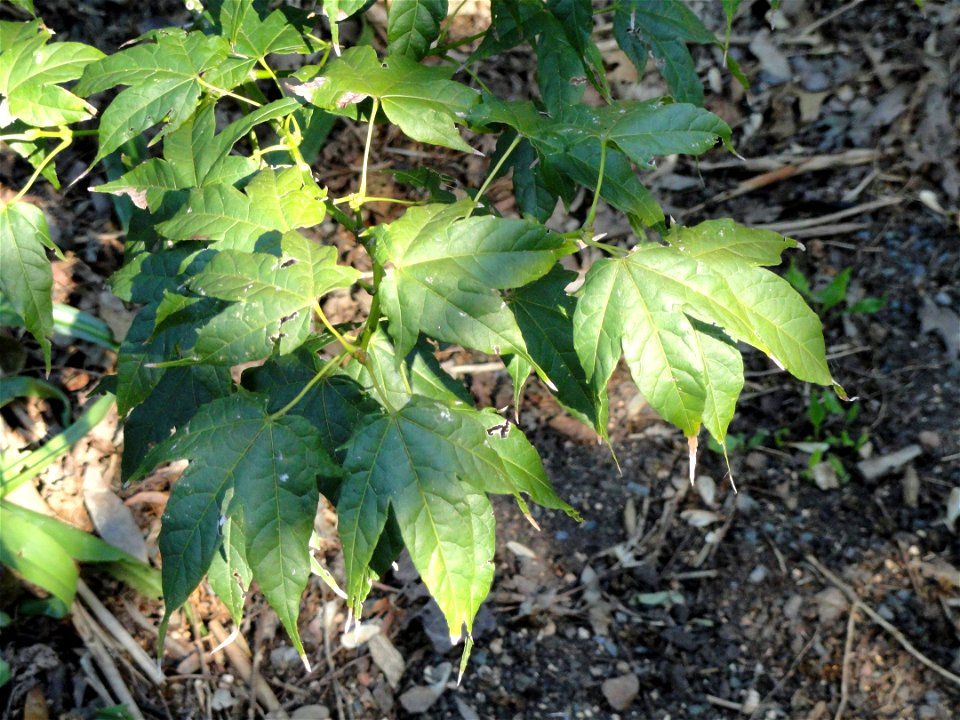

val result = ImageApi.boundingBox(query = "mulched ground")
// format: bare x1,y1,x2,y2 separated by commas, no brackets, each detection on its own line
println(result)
2,1,958,719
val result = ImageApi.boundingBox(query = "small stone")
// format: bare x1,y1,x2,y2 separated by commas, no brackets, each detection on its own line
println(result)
815,587,848,625
741,688,761,714
918,431,941,450
735,493,758,514
211,688,235,711
291,705,330,719
783,594,803,621
602,673,639,711
748,565,768,584
745,451,768,471
368,634,405,690
695,475,717,507
399,685,444,715
836,85,855,102
577,626,591,640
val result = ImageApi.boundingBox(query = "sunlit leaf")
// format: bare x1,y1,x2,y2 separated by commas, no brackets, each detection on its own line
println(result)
0,200,56,371
292,46,478,153
0,20,103,127
76,28,231,159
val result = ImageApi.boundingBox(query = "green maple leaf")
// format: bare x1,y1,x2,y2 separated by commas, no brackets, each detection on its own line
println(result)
574,223,834,446
373,201,574,361
75,28,231,160
0,200,60,372
185,231,359,365
291,46,478,153
339,396,574,671
95,99,299,210
132,392,337,664
613,0,717,104
387,0,447,60
0,20,103,127
156,167,326,251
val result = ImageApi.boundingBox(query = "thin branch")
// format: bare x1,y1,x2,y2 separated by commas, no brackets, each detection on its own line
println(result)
805,554,960,689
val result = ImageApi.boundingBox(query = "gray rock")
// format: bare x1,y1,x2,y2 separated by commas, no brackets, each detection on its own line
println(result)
602,673,639,711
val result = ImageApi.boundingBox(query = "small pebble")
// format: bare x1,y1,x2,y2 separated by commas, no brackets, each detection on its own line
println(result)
602,674,640,711
918,430,941,450
748,565,768,584
745,451,768,471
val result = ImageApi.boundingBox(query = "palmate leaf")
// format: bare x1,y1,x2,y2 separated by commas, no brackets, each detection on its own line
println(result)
343,327,473,412
132,392,335,662
471,96,726,230
574,222,834,446
185,231,359,365
613,0,716,105
243,348,375,461
206,516,252,626
156,167,326,251
95,99,299,210
0,200,58,371
387,0,447,60
339,396,573,666
75,28,231,160
373,201,574,360
121,365,233,480
557,101,732,166
291,46,478,153
219,0,312,59
0,20,103,127
509,267,606,435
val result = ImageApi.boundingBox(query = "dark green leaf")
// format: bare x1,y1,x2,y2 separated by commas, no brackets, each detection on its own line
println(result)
373,202,572,358
613,0,715,104
121,365,233,480
244,349,374,460
134,392,333,658
535,14,586,113
0,200,55,370
549,143,664,230
510,267,605,434
387,0,447,60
